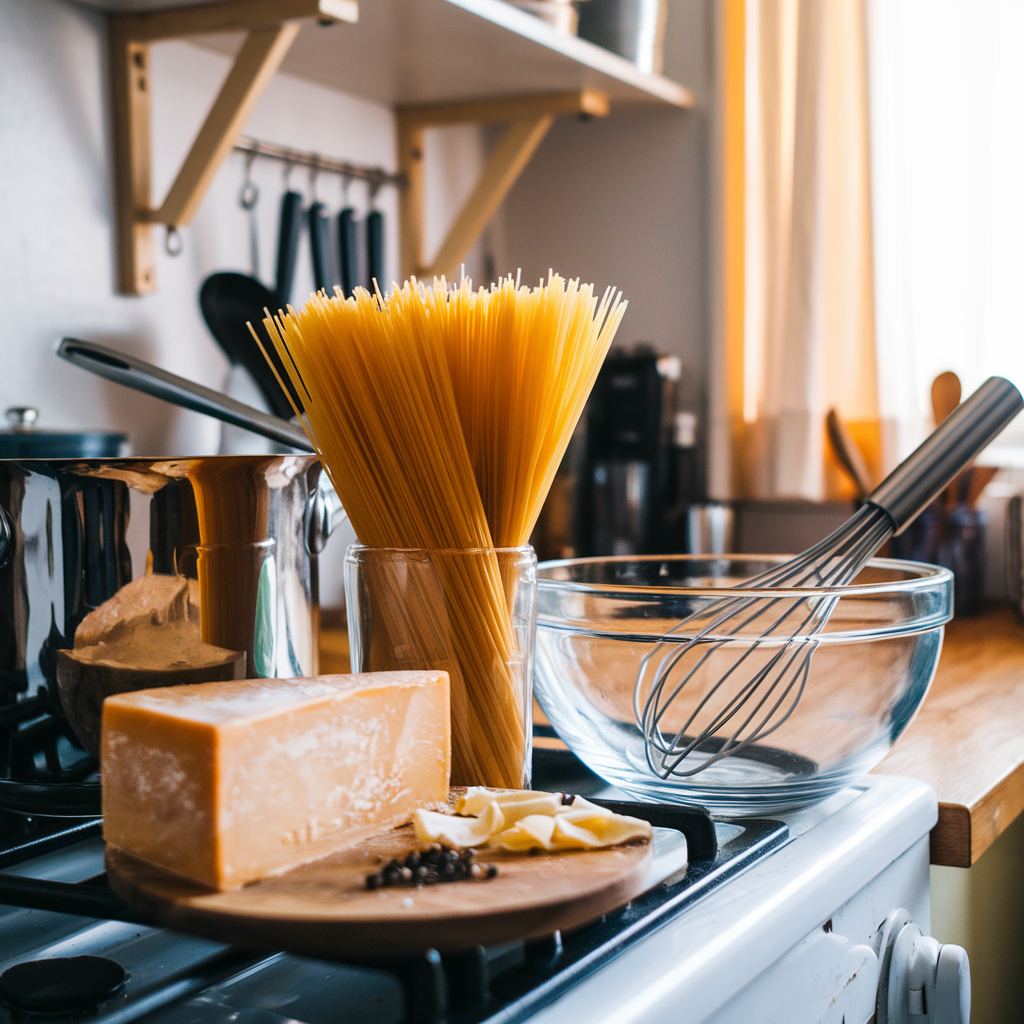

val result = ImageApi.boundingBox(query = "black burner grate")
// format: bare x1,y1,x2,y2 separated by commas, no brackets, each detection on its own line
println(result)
0,686,99,815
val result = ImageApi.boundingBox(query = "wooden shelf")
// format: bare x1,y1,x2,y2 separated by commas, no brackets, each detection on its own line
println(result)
87,0,693,108
95,0,693,292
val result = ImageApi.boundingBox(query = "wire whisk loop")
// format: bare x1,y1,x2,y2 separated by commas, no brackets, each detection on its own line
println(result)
635,504,900,779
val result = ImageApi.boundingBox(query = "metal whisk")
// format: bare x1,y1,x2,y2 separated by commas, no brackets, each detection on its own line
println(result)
636,376,1024,780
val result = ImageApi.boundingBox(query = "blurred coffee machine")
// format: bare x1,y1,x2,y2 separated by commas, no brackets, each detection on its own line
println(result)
577,348,680,556
530,347,719,561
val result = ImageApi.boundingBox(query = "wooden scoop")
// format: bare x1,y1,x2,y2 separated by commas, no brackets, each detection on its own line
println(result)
932,372,963,507
932,371,962,427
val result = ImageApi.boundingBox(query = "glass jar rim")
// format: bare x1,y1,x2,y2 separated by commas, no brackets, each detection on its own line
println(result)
346,543,535,558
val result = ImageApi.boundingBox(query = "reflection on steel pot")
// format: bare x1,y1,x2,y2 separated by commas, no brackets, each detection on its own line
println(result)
0,454,346,813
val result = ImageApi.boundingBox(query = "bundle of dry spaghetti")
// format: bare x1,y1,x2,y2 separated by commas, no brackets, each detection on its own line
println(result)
260,273,626,787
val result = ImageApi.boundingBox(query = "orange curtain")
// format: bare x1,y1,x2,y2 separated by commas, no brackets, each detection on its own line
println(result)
711,0,881,501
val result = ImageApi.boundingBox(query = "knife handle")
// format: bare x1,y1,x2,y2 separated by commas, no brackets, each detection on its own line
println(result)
274,190,303,307
366,209,384,292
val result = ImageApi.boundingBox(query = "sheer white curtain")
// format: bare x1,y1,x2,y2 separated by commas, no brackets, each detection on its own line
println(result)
715,0,1024,501
741,0,878,499
867,0,1024,468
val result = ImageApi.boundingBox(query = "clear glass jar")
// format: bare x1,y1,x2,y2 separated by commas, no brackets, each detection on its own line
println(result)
345,545,537,789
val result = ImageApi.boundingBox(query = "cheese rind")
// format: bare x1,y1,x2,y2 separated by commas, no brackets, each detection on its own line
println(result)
101,671,450,890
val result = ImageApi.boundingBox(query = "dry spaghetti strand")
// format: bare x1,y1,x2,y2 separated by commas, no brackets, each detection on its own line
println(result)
261,274,626,788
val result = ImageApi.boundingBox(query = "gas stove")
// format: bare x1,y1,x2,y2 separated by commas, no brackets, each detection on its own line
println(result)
0,683,99,816
0,751,962,1024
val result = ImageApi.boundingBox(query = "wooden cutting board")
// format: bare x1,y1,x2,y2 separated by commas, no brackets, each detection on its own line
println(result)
105,824,653,958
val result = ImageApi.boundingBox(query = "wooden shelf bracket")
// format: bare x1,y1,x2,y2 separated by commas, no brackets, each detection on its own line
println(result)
111,0,358,294
397,89,610,282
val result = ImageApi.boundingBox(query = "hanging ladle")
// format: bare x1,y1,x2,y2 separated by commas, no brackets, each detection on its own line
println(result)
197,154,302,422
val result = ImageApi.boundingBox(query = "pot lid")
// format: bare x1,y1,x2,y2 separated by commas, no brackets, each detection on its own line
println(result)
0,407,127,458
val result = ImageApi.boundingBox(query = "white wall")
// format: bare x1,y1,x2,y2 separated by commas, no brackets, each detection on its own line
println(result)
0,0,488,603
1,0,708,595
0,0,488,449
493,0,711,412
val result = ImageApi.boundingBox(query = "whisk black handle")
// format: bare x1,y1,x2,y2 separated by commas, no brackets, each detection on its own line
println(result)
866,375,1023,532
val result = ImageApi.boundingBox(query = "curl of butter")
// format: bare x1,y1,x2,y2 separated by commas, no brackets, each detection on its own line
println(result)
413,800,504,848
490,809,653,852
457,787,567,826
417,788,652,853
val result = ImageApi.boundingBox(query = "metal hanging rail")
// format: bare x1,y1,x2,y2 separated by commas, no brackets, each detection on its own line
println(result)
233,135,405,191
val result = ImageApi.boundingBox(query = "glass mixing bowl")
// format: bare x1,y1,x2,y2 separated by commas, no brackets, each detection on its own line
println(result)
535,555,952,815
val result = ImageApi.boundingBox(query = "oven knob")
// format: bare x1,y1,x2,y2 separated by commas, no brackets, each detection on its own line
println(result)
881,919,970,1024
934,943,971,1023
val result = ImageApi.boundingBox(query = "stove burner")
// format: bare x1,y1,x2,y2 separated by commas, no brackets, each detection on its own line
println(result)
0,956,126,1014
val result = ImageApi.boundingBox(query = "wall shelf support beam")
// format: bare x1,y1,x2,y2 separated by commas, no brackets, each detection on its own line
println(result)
396,89,609,281
111,0,357,295
150,23,300,229
115,0,357,41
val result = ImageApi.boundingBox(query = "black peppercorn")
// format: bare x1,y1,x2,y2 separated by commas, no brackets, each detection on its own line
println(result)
364,845,498,890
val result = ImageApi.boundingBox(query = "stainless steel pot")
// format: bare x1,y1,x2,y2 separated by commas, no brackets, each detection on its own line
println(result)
0,453,345,813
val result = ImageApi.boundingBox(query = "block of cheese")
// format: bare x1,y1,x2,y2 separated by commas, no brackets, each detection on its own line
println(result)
101,671,450,890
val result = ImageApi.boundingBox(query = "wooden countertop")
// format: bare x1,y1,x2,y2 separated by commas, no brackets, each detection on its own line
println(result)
321,606,1024,869
874,606,1024,867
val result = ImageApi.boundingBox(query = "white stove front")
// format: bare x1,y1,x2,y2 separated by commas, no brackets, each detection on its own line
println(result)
530,775,967,1024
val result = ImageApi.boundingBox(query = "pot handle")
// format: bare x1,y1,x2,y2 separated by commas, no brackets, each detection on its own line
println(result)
0,504,11,569
307,475,348,554
57,338,313,452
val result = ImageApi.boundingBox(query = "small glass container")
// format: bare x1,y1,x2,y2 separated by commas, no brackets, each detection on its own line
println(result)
345,545,537,789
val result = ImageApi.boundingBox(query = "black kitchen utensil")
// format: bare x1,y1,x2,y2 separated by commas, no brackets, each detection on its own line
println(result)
274,189,303,307
309,201,333,293
199,272,301,419
338,207,358,297
366,208,384,290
